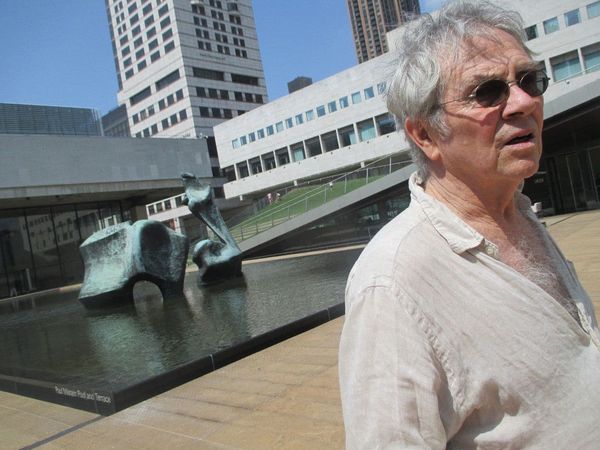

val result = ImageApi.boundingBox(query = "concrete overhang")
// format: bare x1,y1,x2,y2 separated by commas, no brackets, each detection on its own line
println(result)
0,134,212,210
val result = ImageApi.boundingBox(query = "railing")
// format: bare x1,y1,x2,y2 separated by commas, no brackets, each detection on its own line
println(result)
227,155,412,243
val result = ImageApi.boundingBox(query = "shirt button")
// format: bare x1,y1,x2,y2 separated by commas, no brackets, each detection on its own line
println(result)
485,246,495,256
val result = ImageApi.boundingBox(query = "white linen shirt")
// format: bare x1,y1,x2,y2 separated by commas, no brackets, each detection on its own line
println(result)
339,173,600,449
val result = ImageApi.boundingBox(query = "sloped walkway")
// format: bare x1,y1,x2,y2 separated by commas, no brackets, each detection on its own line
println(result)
2,210,600,449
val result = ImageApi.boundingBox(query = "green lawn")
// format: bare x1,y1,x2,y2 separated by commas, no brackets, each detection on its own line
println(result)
229,174,383,242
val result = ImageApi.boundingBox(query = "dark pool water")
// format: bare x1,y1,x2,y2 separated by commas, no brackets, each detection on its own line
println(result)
0,248,361,392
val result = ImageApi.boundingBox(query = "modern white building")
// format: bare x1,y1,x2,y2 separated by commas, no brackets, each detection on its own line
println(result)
213,0,600,215
105,0,268,140
214,51,408,200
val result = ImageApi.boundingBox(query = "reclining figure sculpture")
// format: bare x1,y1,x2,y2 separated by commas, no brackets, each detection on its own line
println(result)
78,220,189,308
181,172,242,284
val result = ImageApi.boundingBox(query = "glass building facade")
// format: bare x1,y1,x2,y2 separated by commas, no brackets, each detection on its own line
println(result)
0,103,102,136
0,201,128,299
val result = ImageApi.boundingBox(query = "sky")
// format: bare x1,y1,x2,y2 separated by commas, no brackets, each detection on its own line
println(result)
0,0,443,116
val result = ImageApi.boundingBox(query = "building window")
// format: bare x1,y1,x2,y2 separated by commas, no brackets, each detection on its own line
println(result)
306,109,314,121
338,125,357,147
165,41,175,53
223,109,232,118
295,114,304,125
160,16,171,28
339,96,349,108
582,43,600,73
357,118,376,141
305,137,322,157
147,27,156,38
564,9,581,26
266,125,274,136
249,158,262,174
149,39,158,50
248,131,256,142
232,138,240,149
151,124,158,134
150,51,160,62
199,106,210,117
364,86,375,99
291,144,305,162
543,17,559,34
275,121,284,132
328,101,337,113
135,48,145,59
377,82,387,95
351,91,362,104
316,105,326,117
161,118,169,129
158,4,168,16
588,1,600,18
276,148,290,165
234,91,243,101
179,109,187,121
130,86,151,105
193,67,225,80
155,69,179,90
137,60,147,71
244,92,253,102
162,29,173,41
257,128,265,139
262,153,276,170
285,118,293,129
211,108,222,118
524,25,538,40
231,73,259,85
551,51,582,81
375,113,396,135
240,135,247,145
321,131,339,152
237,162,249,178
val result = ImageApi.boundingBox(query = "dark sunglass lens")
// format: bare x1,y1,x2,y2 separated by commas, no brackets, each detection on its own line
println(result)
474,79,508,106
519,71,548,97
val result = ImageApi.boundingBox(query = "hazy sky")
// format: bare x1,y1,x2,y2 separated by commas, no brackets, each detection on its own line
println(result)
0,0,442,115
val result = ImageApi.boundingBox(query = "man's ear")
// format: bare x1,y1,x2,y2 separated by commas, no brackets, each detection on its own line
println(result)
404,118,441,162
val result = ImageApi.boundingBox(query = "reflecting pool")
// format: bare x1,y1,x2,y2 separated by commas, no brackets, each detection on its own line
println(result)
0,248,361,412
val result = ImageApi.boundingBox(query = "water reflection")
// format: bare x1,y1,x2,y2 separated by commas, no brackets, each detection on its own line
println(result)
0,248,361,391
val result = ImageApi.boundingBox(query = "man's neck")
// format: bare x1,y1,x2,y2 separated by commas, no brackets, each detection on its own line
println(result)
423,170,524,238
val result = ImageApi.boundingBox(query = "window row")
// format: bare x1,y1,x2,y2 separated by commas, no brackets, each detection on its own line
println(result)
199,106,246,119
227,114,396,180
550,42,600,82
525,1,600,40
230,83,385,150
132,88,184,125
196,87,263,104
134,109,188,138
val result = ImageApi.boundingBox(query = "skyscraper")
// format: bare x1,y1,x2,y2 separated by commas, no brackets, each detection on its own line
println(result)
347,0,420,63
105,0,268,140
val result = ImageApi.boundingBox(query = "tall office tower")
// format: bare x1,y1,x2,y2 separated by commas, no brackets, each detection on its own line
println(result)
105,0,268,140
347,0,420,63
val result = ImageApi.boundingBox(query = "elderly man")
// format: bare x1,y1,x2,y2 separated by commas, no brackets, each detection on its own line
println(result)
339,1,600,448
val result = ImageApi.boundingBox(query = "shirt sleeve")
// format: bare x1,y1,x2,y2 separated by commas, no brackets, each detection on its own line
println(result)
339,280,451,449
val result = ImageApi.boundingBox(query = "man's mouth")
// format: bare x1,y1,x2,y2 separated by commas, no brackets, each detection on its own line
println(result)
506,133,533,145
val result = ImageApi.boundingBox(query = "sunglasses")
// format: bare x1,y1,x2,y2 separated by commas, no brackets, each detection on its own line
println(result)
441,69,549,108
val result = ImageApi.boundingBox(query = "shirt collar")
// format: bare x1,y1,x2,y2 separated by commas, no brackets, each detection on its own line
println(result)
408,172,533,255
